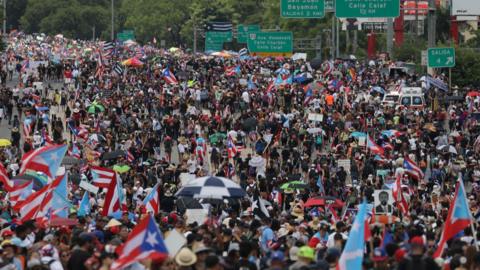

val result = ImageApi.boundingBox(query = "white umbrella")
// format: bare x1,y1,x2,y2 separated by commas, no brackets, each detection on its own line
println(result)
249,156,265,168
437,145,457,154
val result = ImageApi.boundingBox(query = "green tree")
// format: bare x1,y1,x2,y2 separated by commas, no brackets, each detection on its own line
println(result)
452,48,480,87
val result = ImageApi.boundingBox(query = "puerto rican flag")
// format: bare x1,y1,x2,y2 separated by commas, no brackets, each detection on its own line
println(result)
225,65,241,76
227,136,237,159
23,117,33,138
392,174,409,215
20,145,68,179
126,150,135,163
102,172,126,216
433,176,472,258
8,181,33,207
13,174,64,222
381,129,402,138
0,163,13,191
403,156,424,181
90,166,115,188
111,214,168,270
162,68,177,84
68,144,81,159
367,136,384,156
381,141,394,151
142,183,160,215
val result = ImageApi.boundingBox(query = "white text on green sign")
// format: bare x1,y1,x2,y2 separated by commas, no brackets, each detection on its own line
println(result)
335,0,400,18
281,0,325,18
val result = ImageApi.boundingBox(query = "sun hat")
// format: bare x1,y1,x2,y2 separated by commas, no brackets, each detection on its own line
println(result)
175,247,197,266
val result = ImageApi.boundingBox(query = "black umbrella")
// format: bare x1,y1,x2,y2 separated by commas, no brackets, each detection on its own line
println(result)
62,156,81,165
101,150,126,160
310,57,323,70
176,197,203,212
242,117,258,132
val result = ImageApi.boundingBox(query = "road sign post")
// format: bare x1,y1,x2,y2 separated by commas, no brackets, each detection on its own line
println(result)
247,32,293,57
427,47,455,68
280,0,325,18
335,0,400,18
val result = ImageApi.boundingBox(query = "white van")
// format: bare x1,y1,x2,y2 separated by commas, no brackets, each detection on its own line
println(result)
398,87,425,109
382,91,401,106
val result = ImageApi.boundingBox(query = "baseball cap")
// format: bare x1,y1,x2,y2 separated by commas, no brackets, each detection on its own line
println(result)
270,250,285,262
297,246,315,260
410,236,424,247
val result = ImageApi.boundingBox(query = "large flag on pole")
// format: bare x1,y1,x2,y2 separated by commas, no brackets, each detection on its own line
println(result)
102,172,126,216
90,166,115,188
111,214,168,270
338,200,367,270
433,176,472,258
13,174,64,222
20,145,67,179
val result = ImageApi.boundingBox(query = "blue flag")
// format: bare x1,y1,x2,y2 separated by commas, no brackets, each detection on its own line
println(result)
77,192,91,217
338,200,367,270
51,174,70,218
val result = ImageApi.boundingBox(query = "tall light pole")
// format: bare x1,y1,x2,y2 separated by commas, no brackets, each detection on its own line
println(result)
3,0,6,35
111,0,114,40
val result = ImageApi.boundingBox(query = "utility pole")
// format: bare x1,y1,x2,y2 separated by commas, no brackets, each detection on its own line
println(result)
387,18,393,57
336,17,339,58
3,0,6,35
427,0,436,47
92,25,95,41
331,15,335,59
193,24,197,54
111,0,114,41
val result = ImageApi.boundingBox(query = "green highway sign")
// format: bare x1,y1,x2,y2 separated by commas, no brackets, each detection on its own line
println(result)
427,47,455,68
335,0,400,18
205,31,232,43
325,0,333,10
205,32,224,51
247,32,293,57
117,30,135,41
280,0,325,18
237,24,260,43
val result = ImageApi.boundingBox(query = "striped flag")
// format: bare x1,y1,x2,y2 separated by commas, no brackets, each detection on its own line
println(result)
8,181,33,207
113,62,124,75
102,172,127,216
103,41,114,51
239,48,248,56
0,163,13,191
13,174,64,222
125,150,134,163
90,166,115,188
206,22,232,32
142,183,160,215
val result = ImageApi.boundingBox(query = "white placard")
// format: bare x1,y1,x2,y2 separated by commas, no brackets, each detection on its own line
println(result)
79,181,99,194
185,209,208,225
179,173,196,186
164,229,187,257
308,113,323,122
358,137,366,146
337,159,351,173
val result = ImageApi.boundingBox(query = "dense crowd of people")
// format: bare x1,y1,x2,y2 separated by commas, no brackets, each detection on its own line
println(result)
0,32,476,270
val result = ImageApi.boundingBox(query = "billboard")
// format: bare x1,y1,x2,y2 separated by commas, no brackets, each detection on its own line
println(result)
452,0,480,16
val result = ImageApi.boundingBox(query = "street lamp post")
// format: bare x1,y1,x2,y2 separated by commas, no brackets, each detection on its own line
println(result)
111,0,114,40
